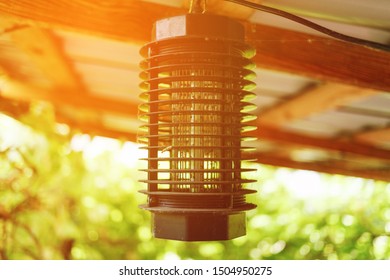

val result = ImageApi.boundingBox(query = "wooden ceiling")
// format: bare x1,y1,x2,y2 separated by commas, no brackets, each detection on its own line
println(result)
0,0,389,181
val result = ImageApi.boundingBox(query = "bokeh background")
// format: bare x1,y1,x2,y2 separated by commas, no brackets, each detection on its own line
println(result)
1,102,390,260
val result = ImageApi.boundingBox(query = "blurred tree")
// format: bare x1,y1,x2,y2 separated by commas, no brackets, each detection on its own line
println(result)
0,102,389,260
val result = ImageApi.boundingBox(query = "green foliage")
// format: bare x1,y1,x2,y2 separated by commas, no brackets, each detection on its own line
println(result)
1,102,390,260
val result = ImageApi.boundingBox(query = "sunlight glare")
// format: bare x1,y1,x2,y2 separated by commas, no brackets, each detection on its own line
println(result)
279,170,325,199
70,134,91,152
162,252,180,260
0,113,34,149
117,141,146,168
70,134,146,167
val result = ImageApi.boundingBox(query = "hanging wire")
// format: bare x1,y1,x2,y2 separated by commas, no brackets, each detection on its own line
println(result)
224,0,390,52
189,0,207,14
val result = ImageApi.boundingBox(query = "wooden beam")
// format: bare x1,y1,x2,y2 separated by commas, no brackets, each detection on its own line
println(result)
0,14,19,31
183,0,261,19
54,111,390,181
5,97,386,182
259,83,378,127
0,77,139,117
56,113,138,143
57,113,390,181
0,0,183,43
0,0,389,91
246,22,390,91
256,153,390,182
258,125,390,161
0,95,30,118
4,74,389,164
0,91,138,142
355,127,390,146
6,25,84,90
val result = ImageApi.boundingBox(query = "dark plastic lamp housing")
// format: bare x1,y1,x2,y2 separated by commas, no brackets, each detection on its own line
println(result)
138,13,257,241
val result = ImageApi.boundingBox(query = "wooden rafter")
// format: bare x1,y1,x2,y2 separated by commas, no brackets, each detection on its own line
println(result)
0,15,19,31
3,71,389,166
183,0,261,19
1,15,84,90
0,95,30,118
355,127,390,146
3,89,389,180
0,0,389,91
0,0,179,43
0,77,139,117
1,0,390,182
4,74,389,164
9,26,83,89
247,22,390,91
258,124,390,161
256,153,390,182
259,83,378,127
55,113,138,142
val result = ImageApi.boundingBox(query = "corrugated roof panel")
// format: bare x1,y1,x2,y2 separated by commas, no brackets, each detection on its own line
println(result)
56,30,141,70
346,93,390,115
73,62,140,102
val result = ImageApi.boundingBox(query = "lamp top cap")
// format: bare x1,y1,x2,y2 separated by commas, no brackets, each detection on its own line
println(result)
152,13,245,42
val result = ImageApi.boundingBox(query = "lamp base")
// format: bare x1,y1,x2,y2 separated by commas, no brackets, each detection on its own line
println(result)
151,212,246,241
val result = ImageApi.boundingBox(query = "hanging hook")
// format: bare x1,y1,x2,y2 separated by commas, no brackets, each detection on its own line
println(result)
189,0,207,14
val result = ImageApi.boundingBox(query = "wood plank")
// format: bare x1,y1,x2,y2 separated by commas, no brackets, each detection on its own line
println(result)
258,124,390,161
259,83,378,127
256,153,390,181
0,0,389,91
